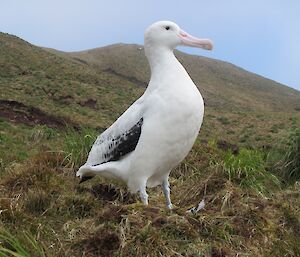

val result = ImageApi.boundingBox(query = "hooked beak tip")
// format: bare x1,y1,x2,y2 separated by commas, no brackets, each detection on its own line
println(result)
204,40,213,50
78,176,94,184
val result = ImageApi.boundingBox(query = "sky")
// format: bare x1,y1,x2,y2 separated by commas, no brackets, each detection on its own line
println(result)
1,0,300,91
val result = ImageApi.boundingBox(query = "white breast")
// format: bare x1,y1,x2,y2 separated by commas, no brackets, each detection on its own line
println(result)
127,72,204,190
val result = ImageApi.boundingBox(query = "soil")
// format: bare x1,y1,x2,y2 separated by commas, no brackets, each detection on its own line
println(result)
79,98,97,109
217,140,239,155
91,183,136,204
0,99,79,129
79,228,120,257
91,184,119,202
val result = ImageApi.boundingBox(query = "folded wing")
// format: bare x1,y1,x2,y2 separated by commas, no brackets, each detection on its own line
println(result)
86,97,145,166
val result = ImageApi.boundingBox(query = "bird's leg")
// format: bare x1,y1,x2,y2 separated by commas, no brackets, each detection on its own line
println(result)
162,179,173,209
139,186,149,205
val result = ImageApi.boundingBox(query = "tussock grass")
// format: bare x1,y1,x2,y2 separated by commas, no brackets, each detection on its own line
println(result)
222,149,280,195
1,31,300,256
61,195,95,218
0,228,47,257
269,128,300,183
62,128,97,169
24,190,52,215
0,129,300,256
0,143,299,256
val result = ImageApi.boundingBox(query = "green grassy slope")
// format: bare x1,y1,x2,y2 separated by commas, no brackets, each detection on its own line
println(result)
1,32,300,147
0,33,144,128
65,43,300,112
0,32,300,257
53,43,300,147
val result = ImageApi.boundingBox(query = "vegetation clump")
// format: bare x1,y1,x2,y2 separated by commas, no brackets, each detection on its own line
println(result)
271,128,300,183
0,32,300,257
1,130,300,257
222,148,280,195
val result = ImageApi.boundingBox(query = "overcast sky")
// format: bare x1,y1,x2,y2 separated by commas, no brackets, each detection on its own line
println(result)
1,0,299,91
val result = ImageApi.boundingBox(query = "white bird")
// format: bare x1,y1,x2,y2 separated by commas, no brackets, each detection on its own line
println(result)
76,21,213,209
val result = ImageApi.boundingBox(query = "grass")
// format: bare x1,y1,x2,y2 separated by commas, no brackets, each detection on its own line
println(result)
62,127,98,169
24,190,52,215
217,116,230,125
0,229,47,257
267,128,300,183
0,127,299,257
222,148,280,196
0,31,300,257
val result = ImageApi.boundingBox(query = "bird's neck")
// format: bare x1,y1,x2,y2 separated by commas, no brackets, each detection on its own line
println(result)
145,45,186,81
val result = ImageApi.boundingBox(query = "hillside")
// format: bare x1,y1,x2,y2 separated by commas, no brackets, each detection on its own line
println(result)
1,31,299,147
0,33,145,128
64,44,300,112
0,32,300,257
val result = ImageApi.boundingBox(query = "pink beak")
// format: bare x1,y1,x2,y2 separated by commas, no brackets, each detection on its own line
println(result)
179,29,213,50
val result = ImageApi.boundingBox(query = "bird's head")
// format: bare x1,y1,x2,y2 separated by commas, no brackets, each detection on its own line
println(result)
144,21,213,51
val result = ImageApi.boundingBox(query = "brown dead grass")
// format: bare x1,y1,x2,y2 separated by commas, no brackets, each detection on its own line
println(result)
0,147,299,257
76,228,121,257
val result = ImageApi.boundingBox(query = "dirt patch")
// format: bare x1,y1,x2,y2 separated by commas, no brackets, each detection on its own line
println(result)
79,228,120,257
91,184,119,201
217,140,239,155
56,94,74,105
72,57,89,65
294,107,300,111
79,98,97,109
211,246,230,257
0,99,79,129
152,216,168,227
97,205,127,224
91,184,136,204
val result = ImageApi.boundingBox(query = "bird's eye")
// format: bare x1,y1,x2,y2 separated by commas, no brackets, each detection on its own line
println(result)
165,26,170,30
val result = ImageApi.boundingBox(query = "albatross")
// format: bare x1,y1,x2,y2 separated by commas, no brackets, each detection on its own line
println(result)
76,21,213,209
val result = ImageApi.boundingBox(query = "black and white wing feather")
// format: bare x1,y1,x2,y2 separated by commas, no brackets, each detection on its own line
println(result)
86,98,144,166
